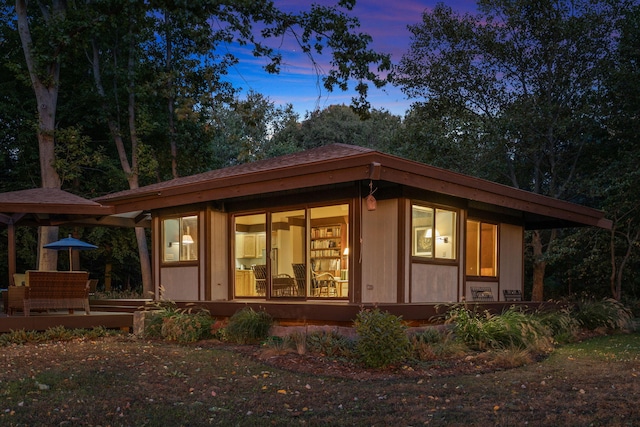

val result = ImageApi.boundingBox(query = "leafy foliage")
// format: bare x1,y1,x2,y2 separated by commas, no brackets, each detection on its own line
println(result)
569,296,633,331
305,330,355,358
446,305,552,352
533,307,581,344
225,307,273,344
411,328,468,361
354,308,411,368
143,301,214,344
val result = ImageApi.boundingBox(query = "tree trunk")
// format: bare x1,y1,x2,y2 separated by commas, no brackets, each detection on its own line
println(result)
16,0,64,271
531,230,546,302
89,36,153,296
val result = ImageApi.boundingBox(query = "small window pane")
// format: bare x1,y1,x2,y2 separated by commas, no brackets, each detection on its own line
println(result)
163,215,198,263
480,223,497,276
435,209,456,259
412,205,434,257
466,220,497,277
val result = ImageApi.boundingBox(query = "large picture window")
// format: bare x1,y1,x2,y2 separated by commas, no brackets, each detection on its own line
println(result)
162,215,198,262
233,204,349,299
411,204,456,260
466,220,497,277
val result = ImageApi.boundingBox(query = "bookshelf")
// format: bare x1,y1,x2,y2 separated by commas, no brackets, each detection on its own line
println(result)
310,225,344,275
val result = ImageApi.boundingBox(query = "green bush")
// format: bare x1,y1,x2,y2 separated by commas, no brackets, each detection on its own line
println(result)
411,328,469,361
305,331,355,358
533,307,581,343
354,308,411,368
225,307,273,344
446,305,552,351
143,301,214,343
411,329,468,361
571,297,632,331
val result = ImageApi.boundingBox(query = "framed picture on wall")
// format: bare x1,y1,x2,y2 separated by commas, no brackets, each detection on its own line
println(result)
414,227,433,257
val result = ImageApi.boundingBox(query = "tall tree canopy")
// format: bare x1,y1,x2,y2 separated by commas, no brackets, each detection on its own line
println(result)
395,0,627,301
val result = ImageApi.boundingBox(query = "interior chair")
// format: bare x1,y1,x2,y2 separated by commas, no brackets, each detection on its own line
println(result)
252,265,267,296
292,263,306,296
272,274,295,296
312,271,338,297
470,286,494,301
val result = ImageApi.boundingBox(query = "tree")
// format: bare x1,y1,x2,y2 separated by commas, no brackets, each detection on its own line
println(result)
287,104,401,151
14,0,69,270
395,0,625,301
581,3,640,300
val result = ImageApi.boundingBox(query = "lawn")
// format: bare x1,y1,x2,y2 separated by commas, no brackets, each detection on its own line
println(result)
1,332,639,426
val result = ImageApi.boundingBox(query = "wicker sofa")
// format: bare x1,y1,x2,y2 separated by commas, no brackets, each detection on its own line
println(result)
7,270,90,316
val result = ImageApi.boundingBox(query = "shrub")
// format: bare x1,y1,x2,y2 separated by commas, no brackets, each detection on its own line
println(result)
446,305,552,352
570,297,633,331
533,307,581,343
305,331,354,358
354,308,410,368
411,329,468,361
143,301,213,343
160,311,214,344
225,307,273,344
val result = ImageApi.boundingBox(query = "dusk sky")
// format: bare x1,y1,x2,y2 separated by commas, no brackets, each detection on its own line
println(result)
222,1,479,117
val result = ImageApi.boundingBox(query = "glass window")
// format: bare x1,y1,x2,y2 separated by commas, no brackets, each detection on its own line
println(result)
466,220,497,277
411,205,456,259
162,215,198,262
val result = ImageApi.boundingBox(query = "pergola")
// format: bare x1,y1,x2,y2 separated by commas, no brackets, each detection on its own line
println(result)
0,188,149,284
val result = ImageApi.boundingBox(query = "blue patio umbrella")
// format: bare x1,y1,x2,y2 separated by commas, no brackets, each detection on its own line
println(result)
43,234,98,271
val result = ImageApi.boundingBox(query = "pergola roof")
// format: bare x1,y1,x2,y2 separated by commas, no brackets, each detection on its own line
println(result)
0,188,148,228
95,144,611,230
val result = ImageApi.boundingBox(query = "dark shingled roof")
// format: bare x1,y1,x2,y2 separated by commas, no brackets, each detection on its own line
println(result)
0,188,113,216
96,144,374,201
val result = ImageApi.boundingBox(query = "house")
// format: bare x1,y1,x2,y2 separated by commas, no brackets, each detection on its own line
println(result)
94,144,611,323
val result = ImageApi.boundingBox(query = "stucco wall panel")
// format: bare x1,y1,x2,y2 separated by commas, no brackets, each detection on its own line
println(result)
411,263,458,302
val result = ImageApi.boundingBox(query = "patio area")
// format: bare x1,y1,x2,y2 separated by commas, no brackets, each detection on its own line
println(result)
0,299,142,333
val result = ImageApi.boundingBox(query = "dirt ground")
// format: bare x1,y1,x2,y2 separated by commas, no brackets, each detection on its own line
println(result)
2,333,639,426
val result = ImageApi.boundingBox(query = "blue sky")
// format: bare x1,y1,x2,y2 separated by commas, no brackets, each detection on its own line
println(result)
220,1,478,118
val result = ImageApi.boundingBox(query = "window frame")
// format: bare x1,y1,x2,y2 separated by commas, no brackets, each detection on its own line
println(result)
465,219,499,278
410,202,458,262
161,214,199,265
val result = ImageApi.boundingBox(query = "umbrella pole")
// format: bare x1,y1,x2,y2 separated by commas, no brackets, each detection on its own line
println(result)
69,247,73,271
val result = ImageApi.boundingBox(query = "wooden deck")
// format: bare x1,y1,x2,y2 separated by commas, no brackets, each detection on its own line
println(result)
0,299,145,333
